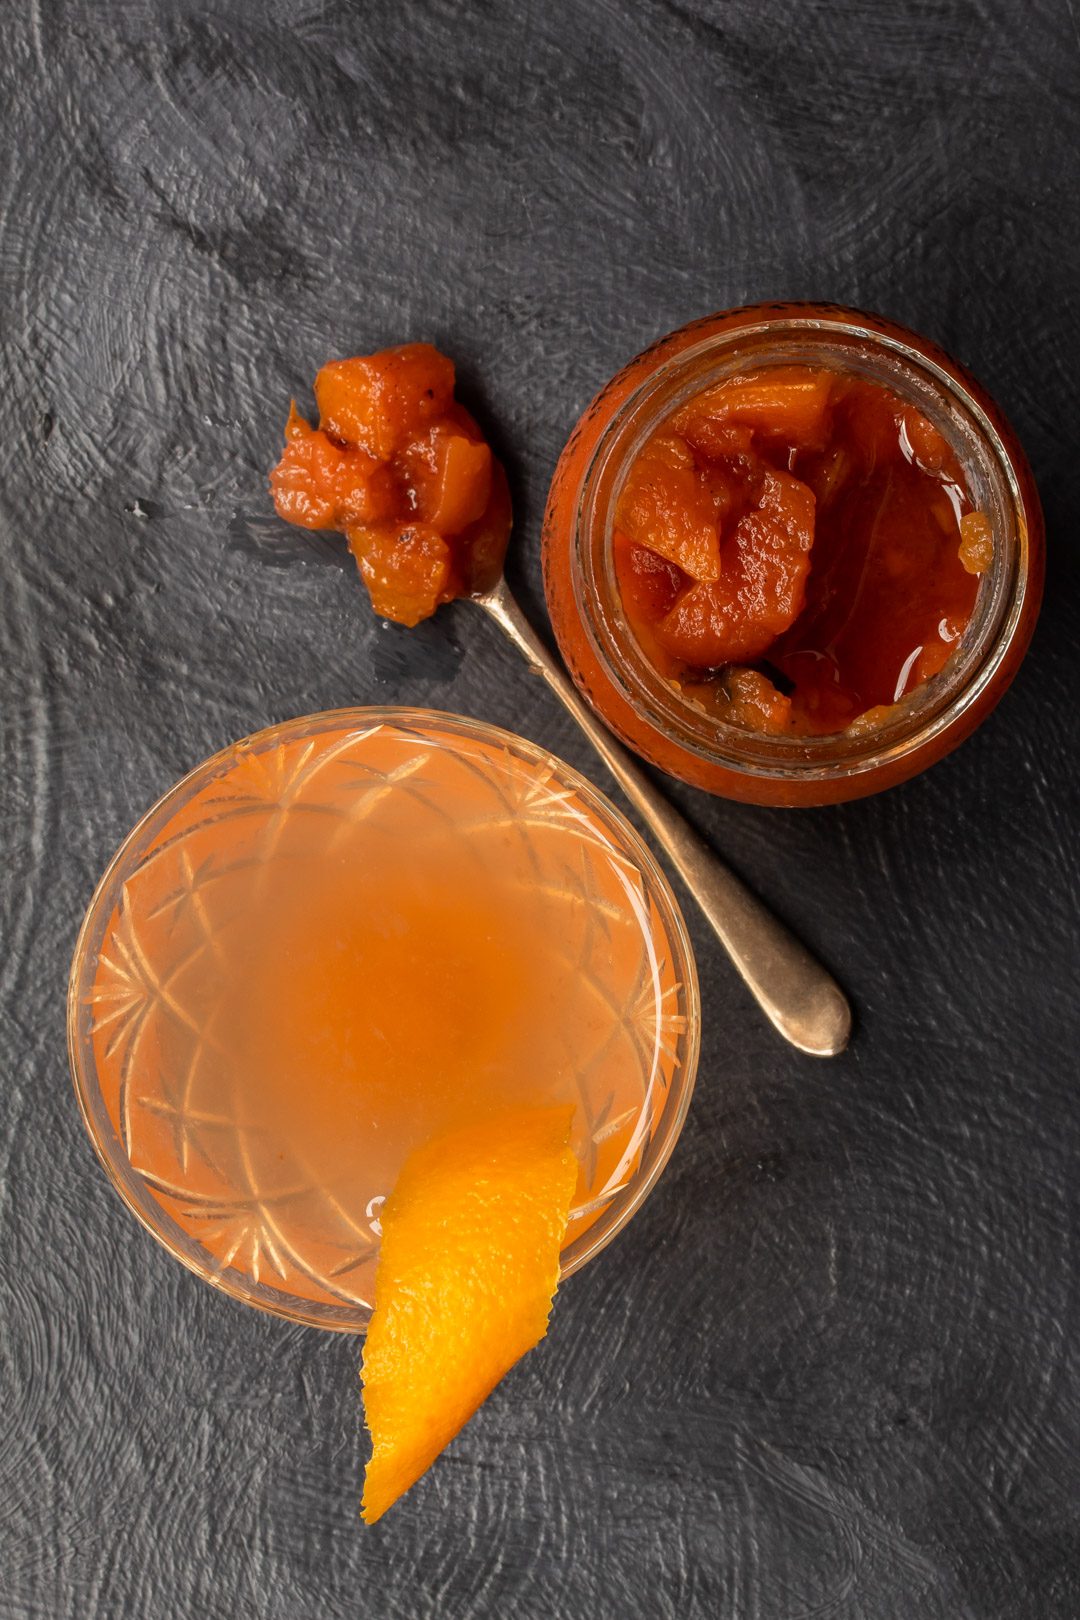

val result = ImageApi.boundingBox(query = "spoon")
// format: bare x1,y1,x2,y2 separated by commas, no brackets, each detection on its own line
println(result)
473,575,852,1057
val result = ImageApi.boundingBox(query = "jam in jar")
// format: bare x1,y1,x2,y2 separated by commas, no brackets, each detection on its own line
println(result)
543,305,1044,806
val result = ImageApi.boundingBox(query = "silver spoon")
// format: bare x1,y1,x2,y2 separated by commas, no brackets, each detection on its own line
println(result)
474,576,852,1057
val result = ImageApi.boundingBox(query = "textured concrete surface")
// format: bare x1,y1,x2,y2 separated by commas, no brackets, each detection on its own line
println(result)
2,2,1079,1616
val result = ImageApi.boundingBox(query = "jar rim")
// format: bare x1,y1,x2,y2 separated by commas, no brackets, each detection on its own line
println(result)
568,307,1039,786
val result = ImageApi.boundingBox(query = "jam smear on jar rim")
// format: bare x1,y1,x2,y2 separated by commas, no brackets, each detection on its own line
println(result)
612,364,989,736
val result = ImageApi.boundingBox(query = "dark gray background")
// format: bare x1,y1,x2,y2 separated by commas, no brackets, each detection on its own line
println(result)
2,2,1079,1616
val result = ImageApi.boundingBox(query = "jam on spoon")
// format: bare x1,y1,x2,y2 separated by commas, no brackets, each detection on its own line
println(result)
270,343,510,627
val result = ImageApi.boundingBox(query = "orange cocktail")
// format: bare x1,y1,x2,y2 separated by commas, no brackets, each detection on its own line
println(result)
70,710,699,1327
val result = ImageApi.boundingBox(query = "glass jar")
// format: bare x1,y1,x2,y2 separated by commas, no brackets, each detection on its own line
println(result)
542,303,1044,806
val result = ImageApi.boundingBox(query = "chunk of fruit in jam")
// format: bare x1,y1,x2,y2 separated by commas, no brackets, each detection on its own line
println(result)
348,523,453,629
270,403,397,530
616,435,722,582
654,470,815,666
314,345,455,460
404,425,492,534
673,367,832,455
270,344,510,626
958,510,994,576
682,667,794,735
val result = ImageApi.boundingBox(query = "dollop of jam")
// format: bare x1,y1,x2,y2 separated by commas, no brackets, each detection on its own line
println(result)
271,344,510,627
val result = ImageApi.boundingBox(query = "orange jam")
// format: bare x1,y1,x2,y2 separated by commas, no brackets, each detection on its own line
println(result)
612,365,988,735
270,344,510,626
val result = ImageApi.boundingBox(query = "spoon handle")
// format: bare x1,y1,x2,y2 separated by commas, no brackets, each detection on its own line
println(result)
476,578,851,1057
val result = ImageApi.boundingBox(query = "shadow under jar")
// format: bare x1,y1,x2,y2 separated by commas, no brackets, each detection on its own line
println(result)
543,304,1045,807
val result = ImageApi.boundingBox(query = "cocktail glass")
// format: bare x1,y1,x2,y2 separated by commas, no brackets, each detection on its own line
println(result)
68,708,700,1330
